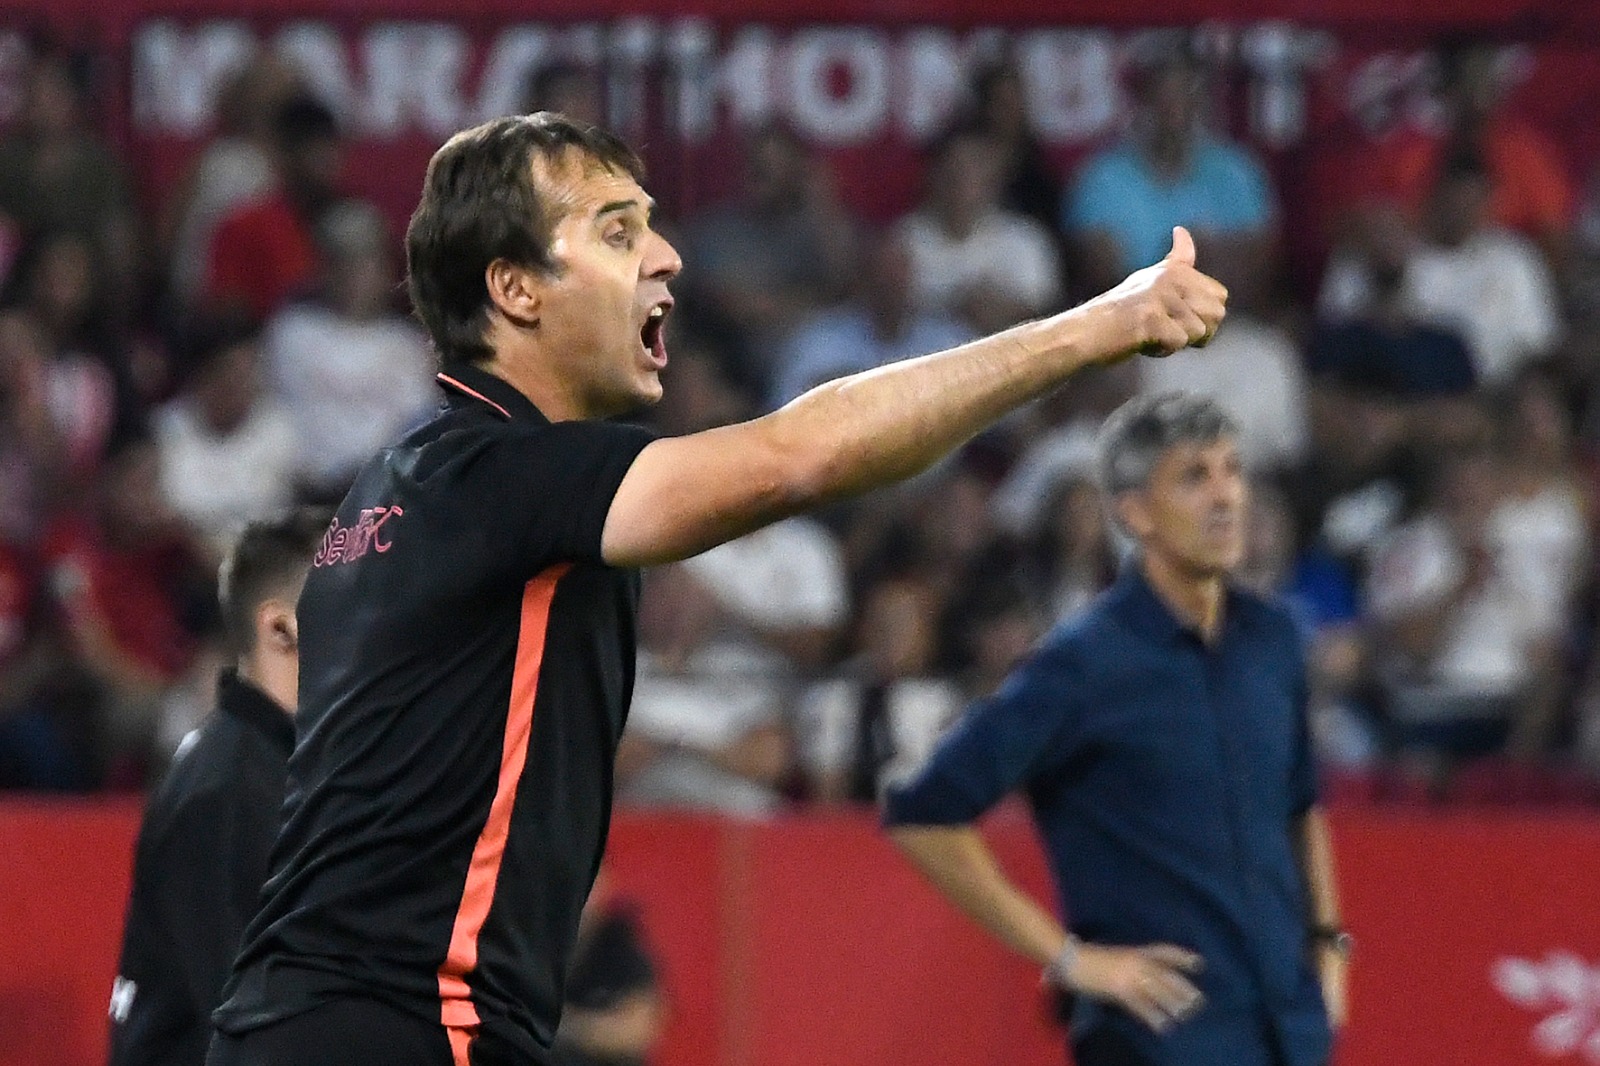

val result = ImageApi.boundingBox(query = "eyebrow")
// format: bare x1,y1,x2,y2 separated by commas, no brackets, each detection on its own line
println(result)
595,198,654,220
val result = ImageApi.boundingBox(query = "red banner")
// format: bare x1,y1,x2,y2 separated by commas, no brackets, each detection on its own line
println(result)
5,800,1600,1066
0,2,1595,273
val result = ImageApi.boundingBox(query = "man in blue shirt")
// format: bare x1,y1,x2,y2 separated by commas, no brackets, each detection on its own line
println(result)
885,393,1345,1066
1065,47,1276,309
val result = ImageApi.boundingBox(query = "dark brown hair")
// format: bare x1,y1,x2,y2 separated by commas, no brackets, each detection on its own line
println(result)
218,507,331,659
405,112,644,365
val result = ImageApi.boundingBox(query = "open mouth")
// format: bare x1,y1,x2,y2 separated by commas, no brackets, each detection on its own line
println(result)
640,302,670,369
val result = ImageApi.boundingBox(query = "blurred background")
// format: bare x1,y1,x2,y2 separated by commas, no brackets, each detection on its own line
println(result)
3,0,1600,1064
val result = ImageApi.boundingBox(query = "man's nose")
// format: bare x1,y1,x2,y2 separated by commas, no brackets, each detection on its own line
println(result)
644,232,682,282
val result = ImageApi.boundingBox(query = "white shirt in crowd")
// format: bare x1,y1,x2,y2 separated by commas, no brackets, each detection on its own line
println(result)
1318,228,1561,387
265,304,437,493
153,397,297,554
623,518,850,815
897,209,1061,319
1365,489,1586,710
797,675,964,797
1137,313,1309,471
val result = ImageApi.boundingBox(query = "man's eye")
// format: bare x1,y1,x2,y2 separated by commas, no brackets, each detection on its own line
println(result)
606,228,635,249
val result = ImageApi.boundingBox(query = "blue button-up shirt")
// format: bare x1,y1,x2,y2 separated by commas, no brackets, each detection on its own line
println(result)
885,566,1331,1066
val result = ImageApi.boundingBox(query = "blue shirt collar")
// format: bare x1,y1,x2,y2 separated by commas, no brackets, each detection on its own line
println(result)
1110,561,1240,647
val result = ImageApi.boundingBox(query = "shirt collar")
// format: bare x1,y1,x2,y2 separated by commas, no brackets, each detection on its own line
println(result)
217,670,295,753
1109,561,1240,648
435,362,550,425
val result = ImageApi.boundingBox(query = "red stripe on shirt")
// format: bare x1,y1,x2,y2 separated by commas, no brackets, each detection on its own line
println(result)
437,563,571,1029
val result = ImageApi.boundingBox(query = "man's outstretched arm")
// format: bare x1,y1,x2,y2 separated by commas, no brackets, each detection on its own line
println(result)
602,227,1225,567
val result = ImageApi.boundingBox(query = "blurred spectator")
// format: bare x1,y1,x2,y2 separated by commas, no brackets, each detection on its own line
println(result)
153,314,297,558
1027,475,1117,621
520,61,607,127
551,866,664,1066
1365,442,1575,766
1307,203,1478,404
618,526,844,814
1237,481,1377,768
165,54,303,308
767,228,973,408
1321,152,1561,387
990,362,1138,537
264,200,435,501
1063,45,1275,305
1135,309,1309,472
203,95,343,320
0,232,144,527
798,579,961,803
897,124,1062,334
1371,39,1575,261
39,437,209,785
965,58,1061,236
679,124,857,379
618,354,849,813
0,537,82,789
940,571,1045,700
0,49,137,314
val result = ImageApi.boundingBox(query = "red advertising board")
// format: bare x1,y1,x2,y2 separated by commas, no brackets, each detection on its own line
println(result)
5,799,1600,1066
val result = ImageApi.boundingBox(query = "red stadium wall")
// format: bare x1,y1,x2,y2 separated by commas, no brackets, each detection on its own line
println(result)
3,800,1600,1066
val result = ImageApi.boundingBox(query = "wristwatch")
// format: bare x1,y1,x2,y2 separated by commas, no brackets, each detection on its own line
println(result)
1045,934,1082,988
1310,925,1354,958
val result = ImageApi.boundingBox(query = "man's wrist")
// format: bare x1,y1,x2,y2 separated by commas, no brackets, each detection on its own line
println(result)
1045,934,1082,989
1310,925,1354,959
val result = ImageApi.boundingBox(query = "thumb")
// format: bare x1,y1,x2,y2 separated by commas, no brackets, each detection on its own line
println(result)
1165,226,1196,267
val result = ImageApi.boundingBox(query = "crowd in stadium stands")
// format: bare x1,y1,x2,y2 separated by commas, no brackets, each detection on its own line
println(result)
3,32,1600,811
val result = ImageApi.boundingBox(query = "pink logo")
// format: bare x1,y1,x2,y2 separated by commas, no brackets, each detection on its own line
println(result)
313,506,404,568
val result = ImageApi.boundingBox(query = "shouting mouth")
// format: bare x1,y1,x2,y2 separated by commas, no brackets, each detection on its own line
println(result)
640,300,672,369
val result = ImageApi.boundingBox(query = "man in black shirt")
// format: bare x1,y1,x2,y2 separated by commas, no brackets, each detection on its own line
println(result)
210,113,1228,1066
109,508,326,1066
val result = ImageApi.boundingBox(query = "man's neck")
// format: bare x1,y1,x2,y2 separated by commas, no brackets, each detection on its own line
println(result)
483,348,588,422
237,659,296,718
1140,552,1226,644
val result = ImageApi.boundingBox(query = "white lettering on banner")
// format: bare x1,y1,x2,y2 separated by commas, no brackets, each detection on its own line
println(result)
475,26,552,122
274,21,356,124
1018,30,1118,141
1493,952,1600,1062
127,19,1351,147
788,29,889,144
361,23,470,139
132,20,256,135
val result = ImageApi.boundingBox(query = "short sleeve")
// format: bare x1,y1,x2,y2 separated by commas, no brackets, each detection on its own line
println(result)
469,420,656,572
883,643,1082,826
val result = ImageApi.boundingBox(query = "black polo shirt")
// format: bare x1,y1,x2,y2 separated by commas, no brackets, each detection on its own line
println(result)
213,364,656,1062
111,672,294,1066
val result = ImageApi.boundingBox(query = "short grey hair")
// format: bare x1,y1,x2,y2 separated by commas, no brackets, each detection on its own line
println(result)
1096,392,1239,497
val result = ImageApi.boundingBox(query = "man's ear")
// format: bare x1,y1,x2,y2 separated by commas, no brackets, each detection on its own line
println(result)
485,259,543,329
256,599,298,654
1115,491,1155,541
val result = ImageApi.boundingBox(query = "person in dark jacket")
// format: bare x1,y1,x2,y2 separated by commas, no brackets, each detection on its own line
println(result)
108,507,327,1066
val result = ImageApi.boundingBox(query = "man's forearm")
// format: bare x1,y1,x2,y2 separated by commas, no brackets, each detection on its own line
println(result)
765,311,1116,507
602,230,1223,567
1297,808,1341,931
888,823,1067,966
